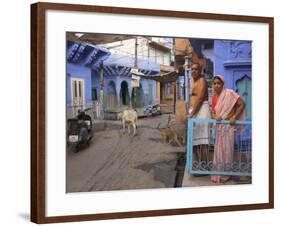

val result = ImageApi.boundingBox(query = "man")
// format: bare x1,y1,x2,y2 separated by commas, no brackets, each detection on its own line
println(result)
187,63,211,169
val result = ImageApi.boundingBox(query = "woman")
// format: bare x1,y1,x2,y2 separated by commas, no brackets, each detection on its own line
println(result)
211,75,246,183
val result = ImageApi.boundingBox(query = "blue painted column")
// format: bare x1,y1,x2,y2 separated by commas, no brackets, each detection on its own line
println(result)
116,76,121,108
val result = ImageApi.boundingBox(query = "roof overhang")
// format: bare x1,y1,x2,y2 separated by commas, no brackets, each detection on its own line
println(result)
140,71,179,82
66,32,134,45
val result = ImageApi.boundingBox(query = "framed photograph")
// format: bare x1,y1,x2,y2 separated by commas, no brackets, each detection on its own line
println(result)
31,2,274,223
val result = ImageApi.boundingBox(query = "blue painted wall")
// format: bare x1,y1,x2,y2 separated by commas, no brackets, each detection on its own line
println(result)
141,79,157,106
213,40,252,119
66,40,163,110
197,39,252,119
213,40,252,90
91,69,157,108
91,69,101,101
66,63,92,105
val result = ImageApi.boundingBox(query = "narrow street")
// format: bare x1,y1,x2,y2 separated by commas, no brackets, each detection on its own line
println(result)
66,114,186,193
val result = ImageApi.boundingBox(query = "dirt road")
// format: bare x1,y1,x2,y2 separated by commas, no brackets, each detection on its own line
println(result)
66,114,186,193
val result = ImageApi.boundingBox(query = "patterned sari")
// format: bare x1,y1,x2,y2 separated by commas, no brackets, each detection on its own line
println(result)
211,88,245,183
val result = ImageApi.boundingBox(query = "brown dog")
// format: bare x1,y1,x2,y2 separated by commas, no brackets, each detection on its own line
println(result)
157,123,184,147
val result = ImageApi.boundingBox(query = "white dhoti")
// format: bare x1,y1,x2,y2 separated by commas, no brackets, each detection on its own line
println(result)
192,101,211,146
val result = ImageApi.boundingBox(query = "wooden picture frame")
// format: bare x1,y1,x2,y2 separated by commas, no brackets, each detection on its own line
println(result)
31,2,274,223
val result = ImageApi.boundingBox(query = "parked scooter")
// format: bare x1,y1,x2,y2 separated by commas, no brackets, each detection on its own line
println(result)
67,108,93,152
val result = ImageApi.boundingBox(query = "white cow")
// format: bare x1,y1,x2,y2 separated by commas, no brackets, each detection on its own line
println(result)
117,109,138,136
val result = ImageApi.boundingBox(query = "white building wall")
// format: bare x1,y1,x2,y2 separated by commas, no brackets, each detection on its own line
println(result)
108,37,171,66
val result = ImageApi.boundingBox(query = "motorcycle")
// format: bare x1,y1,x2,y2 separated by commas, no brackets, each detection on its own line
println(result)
67,109,93,152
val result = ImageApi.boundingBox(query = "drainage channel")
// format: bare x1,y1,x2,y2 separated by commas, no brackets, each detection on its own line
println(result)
174,152,186,187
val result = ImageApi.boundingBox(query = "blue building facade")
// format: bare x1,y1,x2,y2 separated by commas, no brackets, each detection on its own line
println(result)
213,40,252,119
66,40,160,114
66,40,111,107
91,70,158,110
196,39,252,119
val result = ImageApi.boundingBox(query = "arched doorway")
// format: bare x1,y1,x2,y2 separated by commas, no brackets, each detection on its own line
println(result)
120,81,130,106
131,83,143,108
106,80,117,110
236,75,252,119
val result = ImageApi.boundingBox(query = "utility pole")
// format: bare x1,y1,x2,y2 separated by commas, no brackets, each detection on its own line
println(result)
99,62,104,119
184,54,192,179
134,37,138,69
133,36,138,109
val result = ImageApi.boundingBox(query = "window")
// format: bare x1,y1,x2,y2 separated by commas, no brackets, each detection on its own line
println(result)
92,88,98,101
148,84,153,104
165,82,171,96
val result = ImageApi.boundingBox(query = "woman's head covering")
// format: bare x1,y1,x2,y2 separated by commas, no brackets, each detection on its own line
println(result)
213,75,225,84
